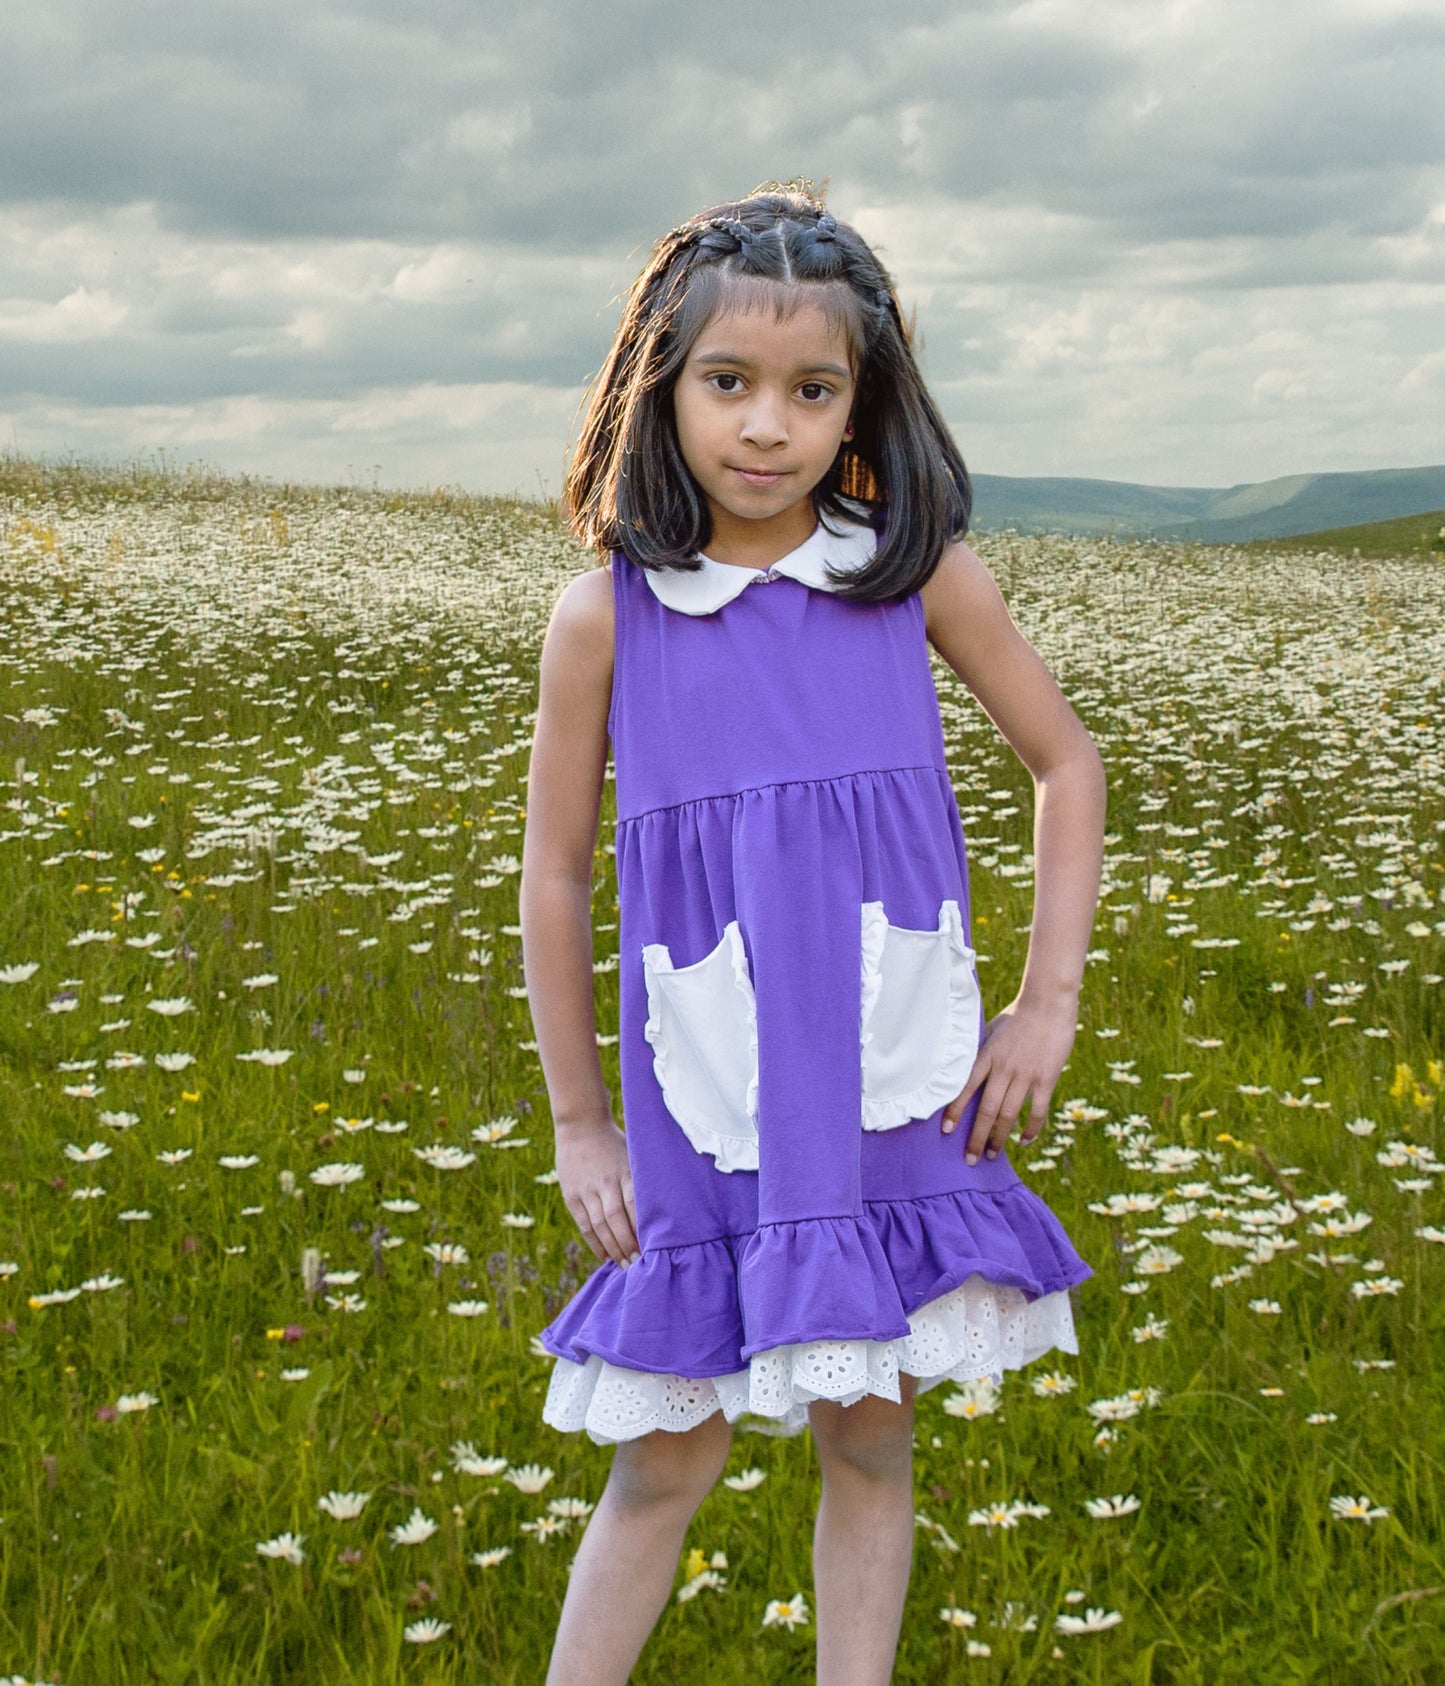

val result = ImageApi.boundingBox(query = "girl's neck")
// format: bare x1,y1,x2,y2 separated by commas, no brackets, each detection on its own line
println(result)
701,499,819,571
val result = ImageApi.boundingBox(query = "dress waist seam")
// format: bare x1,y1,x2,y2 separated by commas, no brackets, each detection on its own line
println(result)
616,763,950,826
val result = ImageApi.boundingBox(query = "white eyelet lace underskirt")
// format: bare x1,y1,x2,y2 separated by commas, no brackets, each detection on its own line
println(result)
542,1272,1079,1445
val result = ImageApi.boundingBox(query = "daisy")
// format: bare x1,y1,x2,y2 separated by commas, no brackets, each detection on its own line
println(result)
147,997,194,1017
450,1442,508,1476
390,1507,439,1546
403,1618,451,1643
423,1241,469,1266
1083,1494,1142,1518
762,1592,810,1630
1329,1495,1389,1523
64,1142,112,1163
317,1490,371,1520
503,1463,554,1494
1031,1371,1078,1396
1055,1606,1123,1635
519,1515,570,1539
412,1144,476,1170
256,1532,306,1563
310,1162,365,1187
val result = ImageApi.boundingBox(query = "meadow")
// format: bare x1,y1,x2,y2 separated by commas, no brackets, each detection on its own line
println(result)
1,453,1442,1685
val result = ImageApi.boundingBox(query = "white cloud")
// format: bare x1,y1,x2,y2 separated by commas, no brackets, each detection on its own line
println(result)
0,284,129,342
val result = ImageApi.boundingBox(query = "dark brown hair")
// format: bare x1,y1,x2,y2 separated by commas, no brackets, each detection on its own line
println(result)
562,180,972,602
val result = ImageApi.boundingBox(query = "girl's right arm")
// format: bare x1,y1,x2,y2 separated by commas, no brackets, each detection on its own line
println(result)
520,563,641,1272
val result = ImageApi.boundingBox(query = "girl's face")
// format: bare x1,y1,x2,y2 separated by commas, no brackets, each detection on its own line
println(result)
672,294,857,558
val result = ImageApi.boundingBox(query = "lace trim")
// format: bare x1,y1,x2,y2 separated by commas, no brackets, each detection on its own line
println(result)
541,1273,1078,1446
860,899,981,1130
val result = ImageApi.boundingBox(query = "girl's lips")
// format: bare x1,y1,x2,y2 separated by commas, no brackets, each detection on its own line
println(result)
732,468,788,486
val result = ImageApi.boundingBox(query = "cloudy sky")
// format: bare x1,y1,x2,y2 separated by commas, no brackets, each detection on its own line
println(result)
4,0,1443,497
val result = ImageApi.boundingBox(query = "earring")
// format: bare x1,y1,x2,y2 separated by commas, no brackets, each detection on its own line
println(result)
843,425,855,442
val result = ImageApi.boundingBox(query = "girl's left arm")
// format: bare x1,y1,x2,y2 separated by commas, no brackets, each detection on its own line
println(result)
920,540,1107,1165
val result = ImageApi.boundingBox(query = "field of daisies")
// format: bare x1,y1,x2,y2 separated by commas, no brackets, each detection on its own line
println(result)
1,454,1442,1685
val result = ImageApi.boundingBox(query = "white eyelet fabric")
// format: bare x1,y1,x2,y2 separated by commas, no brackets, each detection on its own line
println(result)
542,1273,1078,1446
641,919,759,1173
860,898,980,1131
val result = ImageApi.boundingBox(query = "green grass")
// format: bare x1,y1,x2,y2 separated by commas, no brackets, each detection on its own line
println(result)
0,453,1443,1683
1240,507,1445,561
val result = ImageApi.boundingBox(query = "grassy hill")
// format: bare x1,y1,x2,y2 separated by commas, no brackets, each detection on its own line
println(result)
1241,507,1445,560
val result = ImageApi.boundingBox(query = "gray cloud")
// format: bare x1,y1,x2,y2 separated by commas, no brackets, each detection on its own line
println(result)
2,0,1442,492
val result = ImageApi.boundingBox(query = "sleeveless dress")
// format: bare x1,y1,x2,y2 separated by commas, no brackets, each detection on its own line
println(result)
537,510,1094,1445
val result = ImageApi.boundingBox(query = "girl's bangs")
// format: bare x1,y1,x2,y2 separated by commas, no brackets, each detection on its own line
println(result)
674,268,869,372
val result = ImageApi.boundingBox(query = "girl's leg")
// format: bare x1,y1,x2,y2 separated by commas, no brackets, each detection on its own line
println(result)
808,1373,920,1686
545,1405,734,1686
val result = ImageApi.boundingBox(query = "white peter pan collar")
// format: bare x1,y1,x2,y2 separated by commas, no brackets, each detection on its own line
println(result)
640,505,879,616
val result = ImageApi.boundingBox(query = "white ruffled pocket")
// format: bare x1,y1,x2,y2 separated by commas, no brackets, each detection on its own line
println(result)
859,898,981,1130
641,920,759,1173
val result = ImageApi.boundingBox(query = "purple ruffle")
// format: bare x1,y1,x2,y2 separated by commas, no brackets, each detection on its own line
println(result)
539,1183,1093,1380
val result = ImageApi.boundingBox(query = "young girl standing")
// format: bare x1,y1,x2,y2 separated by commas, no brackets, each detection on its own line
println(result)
520,182,1104,1685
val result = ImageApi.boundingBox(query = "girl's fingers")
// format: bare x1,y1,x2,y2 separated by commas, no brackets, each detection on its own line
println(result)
571,1203,605,1265
607,1191,640,1263
965,1072,1032,1163
941,1052,991,1133
582,1193,627,1269
989,1076,1035,1156
585,1189,640,1269
961,1071,1007,1162
1018,1086,1052,1147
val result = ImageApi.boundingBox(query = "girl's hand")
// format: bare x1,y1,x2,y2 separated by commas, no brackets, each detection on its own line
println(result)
941,994,1079,1165
555,1115,642,1270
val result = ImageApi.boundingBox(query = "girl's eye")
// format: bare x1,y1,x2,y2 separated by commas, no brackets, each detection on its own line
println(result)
798,382,832,403
710,373,743,393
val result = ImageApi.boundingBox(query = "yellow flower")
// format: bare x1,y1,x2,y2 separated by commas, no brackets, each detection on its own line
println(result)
684,1547,707,1580
265,1328,288,1341
182,1090,201,1104
313,1101,330,1113
1389,1063,1413,1101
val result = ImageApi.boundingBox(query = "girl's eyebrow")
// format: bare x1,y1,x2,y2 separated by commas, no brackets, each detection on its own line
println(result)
692,349,851,380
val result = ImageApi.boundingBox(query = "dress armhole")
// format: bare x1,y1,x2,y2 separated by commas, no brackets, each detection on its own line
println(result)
605,552,622,745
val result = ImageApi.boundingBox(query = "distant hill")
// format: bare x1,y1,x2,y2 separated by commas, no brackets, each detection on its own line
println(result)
968,464,1445,543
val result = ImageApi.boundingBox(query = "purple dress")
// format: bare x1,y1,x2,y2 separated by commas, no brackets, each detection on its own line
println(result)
539,510,1093,1444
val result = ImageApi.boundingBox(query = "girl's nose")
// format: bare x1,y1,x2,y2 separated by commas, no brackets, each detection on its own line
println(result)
738,400,788,449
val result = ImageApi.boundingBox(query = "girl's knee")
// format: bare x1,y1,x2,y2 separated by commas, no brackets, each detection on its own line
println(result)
606,1408,733,1510
809,1381,917,1481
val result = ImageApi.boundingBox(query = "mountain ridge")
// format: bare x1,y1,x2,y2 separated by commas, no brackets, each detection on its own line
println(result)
967,463,1445,542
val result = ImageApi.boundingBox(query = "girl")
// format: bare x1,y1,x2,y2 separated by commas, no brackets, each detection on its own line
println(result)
520,182,1105,1686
